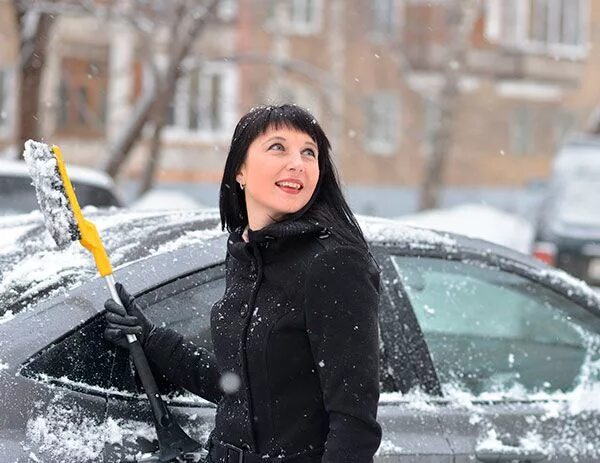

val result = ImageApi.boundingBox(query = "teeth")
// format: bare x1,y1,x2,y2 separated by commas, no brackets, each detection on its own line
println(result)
277,182,302,189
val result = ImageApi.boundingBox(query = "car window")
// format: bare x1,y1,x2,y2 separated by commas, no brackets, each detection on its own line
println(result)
553,180,600,227
21,265,226,399
390,256,592,396
0,176,40,214
21,262,399,401
137,265,226,352
70,182,121,208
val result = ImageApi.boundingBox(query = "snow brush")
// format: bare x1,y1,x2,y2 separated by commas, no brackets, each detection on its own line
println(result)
23,140,204,463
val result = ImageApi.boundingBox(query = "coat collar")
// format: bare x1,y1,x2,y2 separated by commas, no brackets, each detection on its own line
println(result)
228,218,329,263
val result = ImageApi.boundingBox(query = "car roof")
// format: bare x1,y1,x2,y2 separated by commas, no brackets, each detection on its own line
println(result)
0,208,224,317
1,210,598,322
0,159,116,190
553,135,600,179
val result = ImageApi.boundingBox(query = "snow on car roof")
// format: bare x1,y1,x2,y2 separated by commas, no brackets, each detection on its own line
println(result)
0,208,224,318
1,209,598,321
358,214,458,248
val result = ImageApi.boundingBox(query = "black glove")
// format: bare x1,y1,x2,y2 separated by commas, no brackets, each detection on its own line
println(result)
104,282,156,349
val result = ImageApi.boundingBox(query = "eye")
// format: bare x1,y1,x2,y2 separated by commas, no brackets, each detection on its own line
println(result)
302,148,317,158
268,143,285,151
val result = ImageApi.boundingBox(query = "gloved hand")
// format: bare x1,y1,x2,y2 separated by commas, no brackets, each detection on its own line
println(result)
104,282,156,349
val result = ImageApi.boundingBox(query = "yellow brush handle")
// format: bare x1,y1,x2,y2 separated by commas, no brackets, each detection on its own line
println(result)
51,145,113,277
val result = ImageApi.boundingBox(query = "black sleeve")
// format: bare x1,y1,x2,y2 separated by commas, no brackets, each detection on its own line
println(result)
304,245,382,462
144,327,223,405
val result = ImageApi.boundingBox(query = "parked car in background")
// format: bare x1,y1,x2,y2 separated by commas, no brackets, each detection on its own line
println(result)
2,210,600,462
532,134,600,288
551,134,600,179
0,159,122,216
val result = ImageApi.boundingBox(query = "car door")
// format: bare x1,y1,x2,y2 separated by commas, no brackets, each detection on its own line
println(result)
386,252,600,463
372,247,454,462
104,263,227,462
17,263,226,463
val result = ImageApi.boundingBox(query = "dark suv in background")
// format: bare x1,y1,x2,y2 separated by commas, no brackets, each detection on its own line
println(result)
532,134,600,288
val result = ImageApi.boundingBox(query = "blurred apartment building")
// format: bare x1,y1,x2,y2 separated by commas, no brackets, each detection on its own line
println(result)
0,0,599,190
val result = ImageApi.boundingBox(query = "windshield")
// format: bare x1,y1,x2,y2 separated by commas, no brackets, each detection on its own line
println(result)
554,181,600,227
0,175,121,215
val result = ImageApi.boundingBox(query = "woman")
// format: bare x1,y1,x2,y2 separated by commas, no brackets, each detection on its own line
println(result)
104,104,382,462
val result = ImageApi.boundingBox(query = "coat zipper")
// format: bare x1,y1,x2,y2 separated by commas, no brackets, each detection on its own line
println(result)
239,241,263,451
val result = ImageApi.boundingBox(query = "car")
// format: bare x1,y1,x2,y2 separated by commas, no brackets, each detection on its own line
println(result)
0,159,122,216
1,210,600,462
531,134,600,288
550,133,600,180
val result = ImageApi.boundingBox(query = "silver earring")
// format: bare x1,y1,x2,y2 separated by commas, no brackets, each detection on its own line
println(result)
240,183,245,190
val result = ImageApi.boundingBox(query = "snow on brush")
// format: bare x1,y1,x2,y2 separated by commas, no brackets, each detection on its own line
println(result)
22,140,80,248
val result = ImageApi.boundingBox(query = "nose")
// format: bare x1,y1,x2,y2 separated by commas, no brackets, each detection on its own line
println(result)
287,150,304,172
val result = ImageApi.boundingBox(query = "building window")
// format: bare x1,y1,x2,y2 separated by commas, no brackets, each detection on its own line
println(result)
510,107,534,156
268,0,323,35
371,0,397,41
364,92,398,156
166,63,238,140
0,68,11,132
56,57,108,136
487,0,586,53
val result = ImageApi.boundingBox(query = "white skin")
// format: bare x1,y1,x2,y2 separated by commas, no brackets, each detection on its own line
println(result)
236,125,320,231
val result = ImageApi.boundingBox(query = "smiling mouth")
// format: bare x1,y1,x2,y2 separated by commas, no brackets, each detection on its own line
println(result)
275,181,303,190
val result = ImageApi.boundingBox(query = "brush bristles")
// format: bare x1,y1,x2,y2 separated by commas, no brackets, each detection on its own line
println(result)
23,140,81,248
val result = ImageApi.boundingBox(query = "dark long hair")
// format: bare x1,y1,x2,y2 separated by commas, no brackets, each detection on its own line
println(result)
219,104,368,251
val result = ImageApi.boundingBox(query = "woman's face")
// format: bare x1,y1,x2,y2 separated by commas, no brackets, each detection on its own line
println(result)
236,125,320,230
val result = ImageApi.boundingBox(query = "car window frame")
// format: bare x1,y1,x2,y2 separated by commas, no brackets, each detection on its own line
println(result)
120,263,227,405
371,245,436,395
19,262,226,406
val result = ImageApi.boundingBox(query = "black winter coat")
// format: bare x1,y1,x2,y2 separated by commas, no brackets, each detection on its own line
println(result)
145,219,382,462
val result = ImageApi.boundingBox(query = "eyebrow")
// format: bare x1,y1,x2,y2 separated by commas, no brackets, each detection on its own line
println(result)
263,136,318,150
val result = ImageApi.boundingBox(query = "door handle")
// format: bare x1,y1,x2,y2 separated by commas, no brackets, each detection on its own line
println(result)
476,449,548,462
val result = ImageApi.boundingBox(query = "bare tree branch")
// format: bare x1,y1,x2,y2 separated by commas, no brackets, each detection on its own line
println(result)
418,0,480,210
101,0,220,195
13,0,56,154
